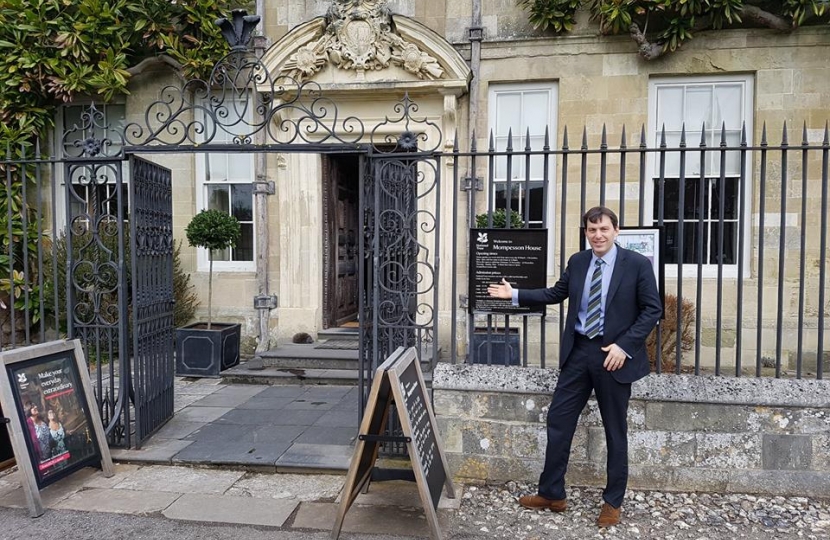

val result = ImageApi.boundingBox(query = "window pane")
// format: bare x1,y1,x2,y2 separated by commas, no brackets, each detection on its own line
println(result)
494,183,520,213
208,185,230,213
523,91,549,137
656,86,684,130
685,86,713,130
231,184,253,222
527,183,544,224
227,153,253,181
710,177,739,220
713,84,743,128
495,93,521,137
709,221,737,264
233,223,254,261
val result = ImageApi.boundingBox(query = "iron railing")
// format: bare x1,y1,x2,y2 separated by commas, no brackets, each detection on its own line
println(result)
454,122,830,380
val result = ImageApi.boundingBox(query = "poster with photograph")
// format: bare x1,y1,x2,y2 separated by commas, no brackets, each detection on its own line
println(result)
8,351,99,487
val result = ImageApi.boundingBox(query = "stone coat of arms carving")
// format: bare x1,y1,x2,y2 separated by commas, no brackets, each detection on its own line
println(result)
283,0,444,82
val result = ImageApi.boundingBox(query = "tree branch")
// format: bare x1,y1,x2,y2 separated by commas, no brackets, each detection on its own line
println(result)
740,5,793,32
629,23,665,60
126,55,184,76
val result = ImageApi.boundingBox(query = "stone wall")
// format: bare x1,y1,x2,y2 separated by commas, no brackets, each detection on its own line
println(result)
432,363,830,497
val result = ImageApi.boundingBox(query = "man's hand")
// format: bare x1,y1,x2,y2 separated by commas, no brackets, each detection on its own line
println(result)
601,343,627,371
487,278,513,299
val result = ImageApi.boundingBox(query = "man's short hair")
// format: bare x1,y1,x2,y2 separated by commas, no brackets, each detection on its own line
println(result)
582,206,619,229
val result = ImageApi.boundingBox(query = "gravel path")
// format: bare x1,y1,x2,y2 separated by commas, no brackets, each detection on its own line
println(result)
448,483,830,539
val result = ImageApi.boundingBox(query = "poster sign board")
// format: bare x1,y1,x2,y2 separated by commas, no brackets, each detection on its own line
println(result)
469,228,547,314
332,347,455,540
0,340,114,517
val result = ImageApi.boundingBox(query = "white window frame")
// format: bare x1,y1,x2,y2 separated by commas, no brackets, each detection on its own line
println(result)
647,75,754,279
55,102,128,229
487,81,559,273
194,99,257,272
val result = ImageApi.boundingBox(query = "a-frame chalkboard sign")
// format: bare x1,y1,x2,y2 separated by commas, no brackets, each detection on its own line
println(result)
0,340,114,517
331,347,455,540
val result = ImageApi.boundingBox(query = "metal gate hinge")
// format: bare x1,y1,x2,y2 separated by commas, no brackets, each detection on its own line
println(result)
461,176,483,192
253,180,275,195
254,294,278,310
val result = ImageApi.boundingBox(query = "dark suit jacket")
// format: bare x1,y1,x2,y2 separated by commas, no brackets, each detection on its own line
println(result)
518,246,662,383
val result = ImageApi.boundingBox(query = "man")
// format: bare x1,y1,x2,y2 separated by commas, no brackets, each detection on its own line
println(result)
487,206,661,527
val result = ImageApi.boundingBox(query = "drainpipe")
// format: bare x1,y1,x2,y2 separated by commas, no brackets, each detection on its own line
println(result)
464,0,484,352
250,24,275,366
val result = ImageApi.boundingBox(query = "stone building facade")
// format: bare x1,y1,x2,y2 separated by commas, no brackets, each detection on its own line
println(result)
113,1,829,366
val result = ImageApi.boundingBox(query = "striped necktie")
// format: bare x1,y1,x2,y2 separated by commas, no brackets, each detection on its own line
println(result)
584,259,603,338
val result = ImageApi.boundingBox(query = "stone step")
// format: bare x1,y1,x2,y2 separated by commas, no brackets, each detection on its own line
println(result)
260,342,360,370
221,363,433,387
317,327,360,341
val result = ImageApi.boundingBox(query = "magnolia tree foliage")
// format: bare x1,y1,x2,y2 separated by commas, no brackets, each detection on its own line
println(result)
0,0,244,144
518,0,830,59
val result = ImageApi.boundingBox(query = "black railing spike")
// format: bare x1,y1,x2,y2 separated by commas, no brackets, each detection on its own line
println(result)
741,123,747,146
680,123,687,147
782,121,788,146
470,130,477,153
34,138,41,157
659,124,666,148
525,128,532,151
639,125,647,148
761,123,768,146
4,143,10,160
699,122,707,146
601,124,607,148
581,126,588,150
720,122,727,147
802,122,809,146
562,126,569,150
544,126,550,150
506,128,513,151
620,125,627,149
453,136,459,152
824,122,829,145
488,130,495,152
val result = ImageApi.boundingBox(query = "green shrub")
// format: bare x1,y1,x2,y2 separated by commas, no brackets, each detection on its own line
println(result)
475,209,525,229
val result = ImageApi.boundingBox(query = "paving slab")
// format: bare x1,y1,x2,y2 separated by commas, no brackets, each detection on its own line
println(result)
283,397,343,411
293,426,357,446
255,386,308,399
226,472,344,502
152,419,205,440
174,393,209,412
348,480,462,510
276,443,352,471
111,438,194,464
236,396,296,410
293,501,450,537
163,492,298,527
176,381,224,395
0,467,98,509
82,464,141,489
300,386,354,399
186,422,302,446
192,385,268,407
172,439,292,467
312,410,359,428
111,465,245,494
54,487,180,514
173,406,233,423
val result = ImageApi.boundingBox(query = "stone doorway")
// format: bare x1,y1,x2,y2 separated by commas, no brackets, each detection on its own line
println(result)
322,154,361,329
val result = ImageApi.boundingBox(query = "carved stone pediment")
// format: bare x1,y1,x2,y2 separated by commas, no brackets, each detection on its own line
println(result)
281,0,444,82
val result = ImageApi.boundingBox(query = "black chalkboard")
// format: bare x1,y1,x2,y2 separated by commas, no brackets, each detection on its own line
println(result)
332,347,455,540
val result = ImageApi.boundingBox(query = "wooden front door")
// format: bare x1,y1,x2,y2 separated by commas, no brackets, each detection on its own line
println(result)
323,155,360,328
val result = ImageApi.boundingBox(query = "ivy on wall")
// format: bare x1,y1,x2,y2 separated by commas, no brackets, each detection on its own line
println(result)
518,0,829,59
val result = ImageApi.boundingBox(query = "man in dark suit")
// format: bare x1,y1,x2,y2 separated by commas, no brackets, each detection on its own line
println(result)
487,206,662,527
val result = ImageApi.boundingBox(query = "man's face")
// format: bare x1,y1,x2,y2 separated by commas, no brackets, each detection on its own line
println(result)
585,215,619,257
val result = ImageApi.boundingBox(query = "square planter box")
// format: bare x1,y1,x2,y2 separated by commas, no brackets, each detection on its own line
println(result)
175,322,241,378
470,329,520,366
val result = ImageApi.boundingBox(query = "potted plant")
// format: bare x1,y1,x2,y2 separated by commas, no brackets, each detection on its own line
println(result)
175,209,242,377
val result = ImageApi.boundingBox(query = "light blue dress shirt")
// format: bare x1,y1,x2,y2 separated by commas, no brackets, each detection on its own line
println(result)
575,244,617,336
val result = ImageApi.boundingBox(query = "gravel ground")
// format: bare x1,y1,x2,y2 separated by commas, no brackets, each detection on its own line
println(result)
447,482,830,540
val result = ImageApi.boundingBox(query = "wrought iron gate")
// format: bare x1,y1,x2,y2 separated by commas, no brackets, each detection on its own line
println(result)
129,156,175,446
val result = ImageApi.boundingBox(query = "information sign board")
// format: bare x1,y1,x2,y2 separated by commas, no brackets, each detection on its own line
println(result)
469,228,548,313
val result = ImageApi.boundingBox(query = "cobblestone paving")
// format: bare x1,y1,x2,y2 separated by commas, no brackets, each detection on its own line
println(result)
447,483,830,540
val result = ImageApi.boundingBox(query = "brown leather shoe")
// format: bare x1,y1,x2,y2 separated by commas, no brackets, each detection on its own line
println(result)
518,494,567,512
597,502,621,527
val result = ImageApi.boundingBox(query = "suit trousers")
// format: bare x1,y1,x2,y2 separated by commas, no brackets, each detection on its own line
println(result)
537,333,632,508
